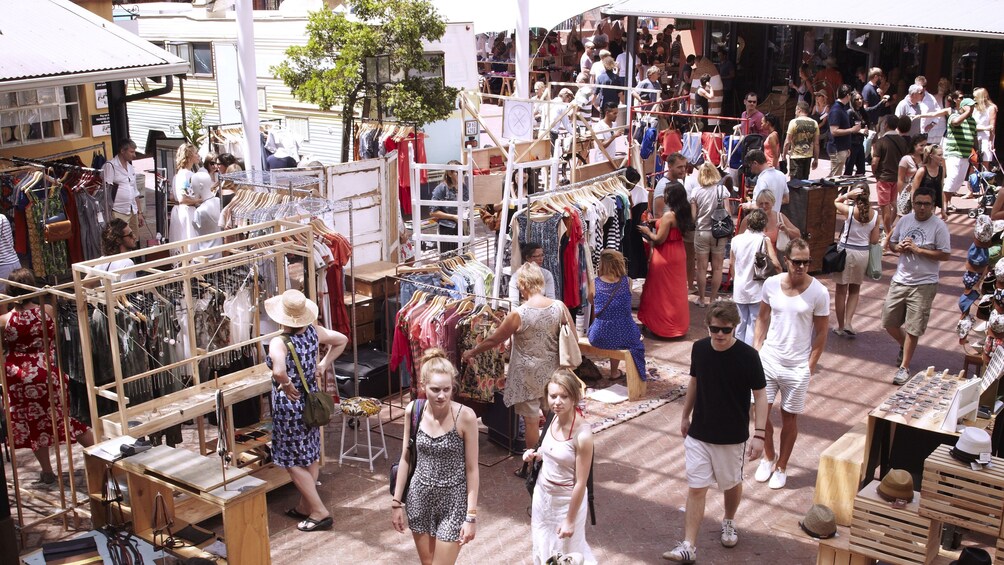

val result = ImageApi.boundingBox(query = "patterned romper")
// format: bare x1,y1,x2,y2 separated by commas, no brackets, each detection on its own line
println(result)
406,404,467,541
265,326,321,468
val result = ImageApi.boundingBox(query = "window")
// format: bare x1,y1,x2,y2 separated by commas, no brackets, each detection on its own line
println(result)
0,86,82,148
167,41,214,77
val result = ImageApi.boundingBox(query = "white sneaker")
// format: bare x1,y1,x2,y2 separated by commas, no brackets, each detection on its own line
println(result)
721,519,738,548
662,541,697,563
769,468,787,489
753,458,775,483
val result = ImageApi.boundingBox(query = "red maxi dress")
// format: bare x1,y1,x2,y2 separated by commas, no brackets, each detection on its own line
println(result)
4,306,88,450
638,224,690,338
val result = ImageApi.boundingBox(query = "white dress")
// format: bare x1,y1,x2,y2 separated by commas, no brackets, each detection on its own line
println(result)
531,418,595,565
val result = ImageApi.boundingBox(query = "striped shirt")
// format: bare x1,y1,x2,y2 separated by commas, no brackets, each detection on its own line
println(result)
0,215,19,266
944,110,978,158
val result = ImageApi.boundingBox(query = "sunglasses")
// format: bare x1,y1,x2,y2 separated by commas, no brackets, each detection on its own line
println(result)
708,325,734,334
787,258,811,267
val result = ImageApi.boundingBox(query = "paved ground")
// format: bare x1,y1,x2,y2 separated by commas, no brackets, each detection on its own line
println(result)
12,166,987,563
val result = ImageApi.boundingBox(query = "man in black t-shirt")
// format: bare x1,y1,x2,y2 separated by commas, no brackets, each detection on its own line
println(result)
662,300,768,564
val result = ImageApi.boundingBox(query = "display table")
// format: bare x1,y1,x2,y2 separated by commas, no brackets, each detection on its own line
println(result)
83,441,270,565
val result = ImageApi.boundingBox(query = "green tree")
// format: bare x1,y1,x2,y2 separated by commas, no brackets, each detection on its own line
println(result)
272,0,458,162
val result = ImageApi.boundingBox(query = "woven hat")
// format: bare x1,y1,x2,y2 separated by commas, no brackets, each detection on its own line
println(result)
264,290,318,328
798,504,837,539
949,547,992,565
951,427,993,465
876,469,915,502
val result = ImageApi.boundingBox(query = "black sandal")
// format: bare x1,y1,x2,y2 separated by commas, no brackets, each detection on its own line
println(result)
297,516,333,532
285,508,310,520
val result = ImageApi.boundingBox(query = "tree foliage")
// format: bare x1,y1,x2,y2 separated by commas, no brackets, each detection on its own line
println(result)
272,0,459,160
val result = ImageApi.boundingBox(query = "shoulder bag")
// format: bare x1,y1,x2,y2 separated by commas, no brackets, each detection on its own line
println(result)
821,213,851,274
558,304,582,368
753,237,779,281
389,399,425,497
284,336,334,428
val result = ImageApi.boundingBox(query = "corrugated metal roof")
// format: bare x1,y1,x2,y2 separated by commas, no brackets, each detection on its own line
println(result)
0,0,189,90
604,0,1004,40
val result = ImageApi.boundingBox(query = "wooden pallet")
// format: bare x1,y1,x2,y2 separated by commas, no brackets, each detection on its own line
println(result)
920,444,1004,536
850,482,937,565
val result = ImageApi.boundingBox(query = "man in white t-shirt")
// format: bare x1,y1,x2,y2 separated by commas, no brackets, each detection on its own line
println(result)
883,187,951,385
752,238,829,490
744,149,788,213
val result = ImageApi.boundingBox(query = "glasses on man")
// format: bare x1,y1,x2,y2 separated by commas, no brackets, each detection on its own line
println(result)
708,325,734,334
787,257,811,267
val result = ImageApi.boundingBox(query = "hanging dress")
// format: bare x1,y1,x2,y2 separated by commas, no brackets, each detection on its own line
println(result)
4,306,88,450
637,224,690,338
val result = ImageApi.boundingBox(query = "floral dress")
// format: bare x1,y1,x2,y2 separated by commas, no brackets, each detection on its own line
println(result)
265,326,321,468
4,306,88,450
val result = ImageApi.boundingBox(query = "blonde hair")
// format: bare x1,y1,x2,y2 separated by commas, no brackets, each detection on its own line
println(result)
597,249,626,278
697,162,721,187
516,262,545,296
175,143,197,171
418,347,458,388
755,189,776,206
548,369,583,405
974,87,993,112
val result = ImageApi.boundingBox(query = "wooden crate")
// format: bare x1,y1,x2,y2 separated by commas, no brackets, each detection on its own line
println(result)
850,482,936,565
815,419,869,526
817,525,876,565
919,444,1004,536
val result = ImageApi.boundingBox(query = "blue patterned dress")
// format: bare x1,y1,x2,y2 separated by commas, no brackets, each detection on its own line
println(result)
266,326,321,468
588,276,647,380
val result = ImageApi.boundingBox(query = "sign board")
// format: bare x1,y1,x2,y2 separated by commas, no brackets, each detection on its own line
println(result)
90,113,111,137
502,100,534,141
94,82,109,109
464,119,478,137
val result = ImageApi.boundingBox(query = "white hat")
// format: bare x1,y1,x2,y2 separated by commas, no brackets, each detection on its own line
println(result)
265,289,318,328
190,171,215,201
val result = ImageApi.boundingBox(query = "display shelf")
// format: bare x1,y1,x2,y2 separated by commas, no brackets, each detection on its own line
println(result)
920,444,1004,536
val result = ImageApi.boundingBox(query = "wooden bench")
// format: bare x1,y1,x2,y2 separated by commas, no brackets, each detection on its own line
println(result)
577,337,646,401
815,419,869,526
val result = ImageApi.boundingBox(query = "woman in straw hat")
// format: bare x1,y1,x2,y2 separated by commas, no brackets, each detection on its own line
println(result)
265,289,347,532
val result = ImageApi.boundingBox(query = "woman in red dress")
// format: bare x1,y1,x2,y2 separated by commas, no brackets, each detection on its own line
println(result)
2,268,92,484
637,182,692,338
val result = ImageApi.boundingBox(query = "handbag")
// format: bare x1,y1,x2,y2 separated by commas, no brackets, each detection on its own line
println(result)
526,411,557,495
284,336,334,428
865,242,883,280
753,236,778,281
389,399,425,498
821,213,852,274
558,308,582,368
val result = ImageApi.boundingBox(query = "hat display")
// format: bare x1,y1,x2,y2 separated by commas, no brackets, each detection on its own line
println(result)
264,289,318,328
876,469,915,502
799,504,837,539
959,290,980,314
950,427,993,466
975,215,993,243
949,547,992,565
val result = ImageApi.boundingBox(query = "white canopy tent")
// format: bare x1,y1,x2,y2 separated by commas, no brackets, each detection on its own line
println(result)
603,0,1004,40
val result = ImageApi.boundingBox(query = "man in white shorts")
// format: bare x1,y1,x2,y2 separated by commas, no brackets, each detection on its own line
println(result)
752,238,829,490
663,301,767,563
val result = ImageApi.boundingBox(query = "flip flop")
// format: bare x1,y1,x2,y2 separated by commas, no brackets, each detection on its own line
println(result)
297,516,333,532
285,508,310,520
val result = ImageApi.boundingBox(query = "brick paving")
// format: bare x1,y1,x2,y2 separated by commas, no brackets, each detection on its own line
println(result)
13,175,984,564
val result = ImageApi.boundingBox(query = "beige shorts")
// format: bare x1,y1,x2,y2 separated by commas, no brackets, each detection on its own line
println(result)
836,248,869,285
694,229,727,256
513,396,547,419
882,281,938,337
684,435,745,490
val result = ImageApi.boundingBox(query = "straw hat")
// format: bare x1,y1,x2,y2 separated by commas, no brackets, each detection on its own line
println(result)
876,469,915,502
798,504,837,539
265,290,318,328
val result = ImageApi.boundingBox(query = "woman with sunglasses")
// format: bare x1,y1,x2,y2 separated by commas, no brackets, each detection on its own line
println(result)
832,186,880,337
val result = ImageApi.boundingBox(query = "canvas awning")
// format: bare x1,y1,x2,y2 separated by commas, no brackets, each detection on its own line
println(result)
0,0,189,93
603,0,1004,40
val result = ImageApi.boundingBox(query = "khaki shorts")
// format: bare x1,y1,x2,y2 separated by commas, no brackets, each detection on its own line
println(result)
513,396,546,419
694,229,727,256
684,435,745,490
836,248,869,285
882,281,938,337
